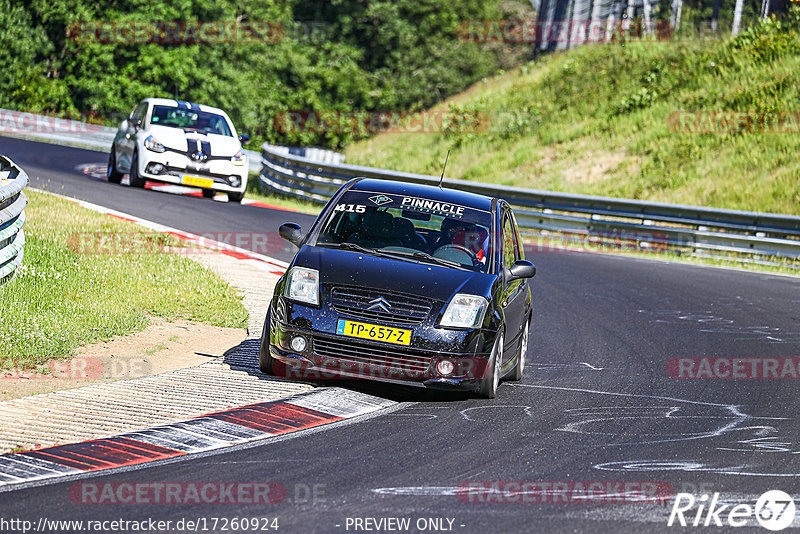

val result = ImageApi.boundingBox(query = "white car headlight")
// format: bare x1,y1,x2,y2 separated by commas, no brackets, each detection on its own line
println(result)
284,267,319,305
144,135,166,153
231,149,246,166
441,294,488,328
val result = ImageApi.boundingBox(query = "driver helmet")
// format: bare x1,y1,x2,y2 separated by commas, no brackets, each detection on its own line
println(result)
196,114,211,129
446,221,489,263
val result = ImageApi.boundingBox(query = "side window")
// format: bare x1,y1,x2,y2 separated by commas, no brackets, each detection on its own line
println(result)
134,103,148,124
510,211,525,261
130,103,143,120
503,215,516,270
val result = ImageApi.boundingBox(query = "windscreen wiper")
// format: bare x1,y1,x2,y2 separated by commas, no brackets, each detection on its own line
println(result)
318,242,380,255
318,242,464,269
378,249,463,269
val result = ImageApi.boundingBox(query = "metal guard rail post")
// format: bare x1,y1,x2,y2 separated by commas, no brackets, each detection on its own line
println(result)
0,156,29,283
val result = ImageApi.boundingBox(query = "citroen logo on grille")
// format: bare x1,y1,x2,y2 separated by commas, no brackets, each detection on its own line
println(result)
367,297,392,313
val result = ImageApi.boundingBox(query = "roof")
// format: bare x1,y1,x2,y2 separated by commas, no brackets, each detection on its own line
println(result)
142,98,228,116
349,178,495,212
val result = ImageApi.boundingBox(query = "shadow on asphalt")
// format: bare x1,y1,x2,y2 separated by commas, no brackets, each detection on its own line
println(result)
222,339,472,404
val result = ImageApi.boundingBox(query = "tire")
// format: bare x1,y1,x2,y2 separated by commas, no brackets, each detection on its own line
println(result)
202,189,216,199
258,310,275,374
107,146,123,184
508,318,530,381
478,332,503,399
258,309,286,376
129,151,146,188
228,191,245,203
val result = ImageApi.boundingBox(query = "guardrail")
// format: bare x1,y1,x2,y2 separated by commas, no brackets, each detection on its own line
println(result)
0,156,28,283
259,143,800,266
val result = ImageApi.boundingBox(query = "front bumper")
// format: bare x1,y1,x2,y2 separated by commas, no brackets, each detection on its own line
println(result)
269,340,487,392
139,151,247,192
268,298,495,391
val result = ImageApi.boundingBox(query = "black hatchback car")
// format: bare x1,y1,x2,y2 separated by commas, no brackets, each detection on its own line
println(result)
259,178,535,398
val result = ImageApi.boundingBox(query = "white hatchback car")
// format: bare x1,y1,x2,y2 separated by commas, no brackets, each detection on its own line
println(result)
108,98,250,202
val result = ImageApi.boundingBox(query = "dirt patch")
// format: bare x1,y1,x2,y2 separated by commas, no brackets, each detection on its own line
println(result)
518,143,634,189
0,318,246,401
560,150,628,185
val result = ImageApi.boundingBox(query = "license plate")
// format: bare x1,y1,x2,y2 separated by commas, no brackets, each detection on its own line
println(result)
182,175,214,188
336,319,411,346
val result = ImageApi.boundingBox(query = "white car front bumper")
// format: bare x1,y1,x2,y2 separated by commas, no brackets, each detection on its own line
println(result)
138,149,248,192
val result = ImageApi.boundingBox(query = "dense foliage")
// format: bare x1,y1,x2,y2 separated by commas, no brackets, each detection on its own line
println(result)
1,0,530,148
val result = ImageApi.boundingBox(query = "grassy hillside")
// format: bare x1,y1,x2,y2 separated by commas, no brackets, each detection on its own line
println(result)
346,12,800,215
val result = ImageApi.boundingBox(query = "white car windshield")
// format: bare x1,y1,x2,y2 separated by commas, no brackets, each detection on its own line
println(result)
150,105,233,137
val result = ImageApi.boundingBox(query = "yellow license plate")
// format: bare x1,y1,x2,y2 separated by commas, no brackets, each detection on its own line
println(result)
336,319,411,345
182,175,214,188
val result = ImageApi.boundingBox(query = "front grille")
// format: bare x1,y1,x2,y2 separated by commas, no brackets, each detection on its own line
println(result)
313,336,433,376
331,287,432,326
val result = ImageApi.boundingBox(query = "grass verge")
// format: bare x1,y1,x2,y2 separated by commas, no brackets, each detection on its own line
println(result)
0,190,248,369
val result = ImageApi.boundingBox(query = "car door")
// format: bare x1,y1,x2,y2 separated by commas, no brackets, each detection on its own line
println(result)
500,209,526,365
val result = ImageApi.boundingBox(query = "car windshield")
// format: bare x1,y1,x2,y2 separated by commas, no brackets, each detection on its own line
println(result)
316,190,494,273
149,105,233,136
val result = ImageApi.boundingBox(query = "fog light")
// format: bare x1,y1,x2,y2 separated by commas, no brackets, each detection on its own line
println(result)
229,175,241,188
436,359,455,376
146,163,165,174
290,336,307,353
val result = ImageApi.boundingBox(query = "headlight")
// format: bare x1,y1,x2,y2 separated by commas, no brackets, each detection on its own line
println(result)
440,294,488,328
284,267,319,305
144,135,166,153
232,149,246,166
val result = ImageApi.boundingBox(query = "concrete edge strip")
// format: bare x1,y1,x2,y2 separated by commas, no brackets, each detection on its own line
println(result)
0,387,395,489
28,187,290,273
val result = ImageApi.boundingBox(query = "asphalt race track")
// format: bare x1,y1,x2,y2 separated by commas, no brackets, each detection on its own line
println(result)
0,136,314,264
2,135,800,533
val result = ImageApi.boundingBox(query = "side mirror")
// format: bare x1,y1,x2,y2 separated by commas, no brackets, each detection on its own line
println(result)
129,117,141,129
238,134,251,145
507,259,536,282
279,222,304,247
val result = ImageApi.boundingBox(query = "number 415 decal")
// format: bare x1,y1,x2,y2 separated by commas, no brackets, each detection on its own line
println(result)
334,204,366,213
